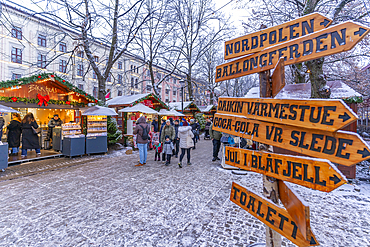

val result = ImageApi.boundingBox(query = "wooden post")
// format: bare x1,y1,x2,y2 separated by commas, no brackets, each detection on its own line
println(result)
259,68,282,246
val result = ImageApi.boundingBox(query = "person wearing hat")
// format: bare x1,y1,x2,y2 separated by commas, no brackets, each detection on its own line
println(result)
46,114,63,141
160,120,175,162
163,135,174,166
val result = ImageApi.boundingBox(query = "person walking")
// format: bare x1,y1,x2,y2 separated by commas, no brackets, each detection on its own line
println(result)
163,135,174,166
190,119,199,149
160,120,175,161
195,119,201,142
21,113,41,158
204,119,212,139
159,119,166,140
154,141,162,161
178,120,194,168
7,113,22,155
0,115,4,139
209,122,222,161
133,116,150,166
173,120,180,158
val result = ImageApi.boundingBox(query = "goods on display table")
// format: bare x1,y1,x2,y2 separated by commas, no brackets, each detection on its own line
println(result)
61,123,85,157
85,115,108,154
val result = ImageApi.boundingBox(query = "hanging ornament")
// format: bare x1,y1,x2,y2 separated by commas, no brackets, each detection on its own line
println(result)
38,75,41,79
11,97,17,102
95,100,98,103
51,74,55,78
63,80,65,82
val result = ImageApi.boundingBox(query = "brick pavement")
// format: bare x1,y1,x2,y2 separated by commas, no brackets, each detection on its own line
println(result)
0,138,369,246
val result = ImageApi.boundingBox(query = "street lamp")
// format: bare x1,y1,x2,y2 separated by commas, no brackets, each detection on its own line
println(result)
179,80,185,113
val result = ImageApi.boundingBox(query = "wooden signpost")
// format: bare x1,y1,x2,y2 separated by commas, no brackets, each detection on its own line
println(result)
224,146,347,192
216,21,370,82
230,182,318,246
224,13,332,60
217,13,370,247
216,97,358,132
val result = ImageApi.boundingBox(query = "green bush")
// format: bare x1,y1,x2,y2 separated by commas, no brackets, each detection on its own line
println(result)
195,113,206,130
107,116,122,145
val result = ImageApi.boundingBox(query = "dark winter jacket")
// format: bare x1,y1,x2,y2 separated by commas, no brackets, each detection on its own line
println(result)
133,116,150,144
7,119,21,148
174,124,179,139
160,124,175,143
21,121,40,149
191,122,200,135
0,117,4,129
209,123,222,140
151,120,158,132
47,118,63,140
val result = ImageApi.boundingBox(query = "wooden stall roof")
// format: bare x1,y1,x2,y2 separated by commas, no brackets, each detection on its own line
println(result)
169,101,201,112
106,93,168,110
0,73,96,108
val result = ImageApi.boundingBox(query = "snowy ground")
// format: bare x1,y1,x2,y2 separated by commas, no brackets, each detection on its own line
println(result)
0,139,369,246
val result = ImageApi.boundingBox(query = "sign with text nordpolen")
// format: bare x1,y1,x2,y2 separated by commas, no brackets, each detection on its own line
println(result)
216,21,370,82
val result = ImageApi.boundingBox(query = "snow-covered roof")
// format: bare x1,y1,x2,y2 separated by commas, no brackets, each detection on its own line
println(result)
244,87,260,98
81,106,118,116
106,94,150,106
118,103,158,114
169,101,198,111
200,105,215,112
275,81,362,99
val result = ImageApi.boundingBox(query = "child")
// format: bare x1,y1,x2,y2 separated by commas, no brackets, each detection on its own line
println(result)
163,135,174,166
154,141,162,161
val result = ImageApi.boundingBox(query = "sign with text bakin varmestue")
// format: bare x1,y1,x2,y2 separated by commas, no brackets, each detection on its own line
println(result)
216,21,370,82
216,97,358,132
213,113,370,167
230,182,319,246
224,12,332,60
224,146,347,192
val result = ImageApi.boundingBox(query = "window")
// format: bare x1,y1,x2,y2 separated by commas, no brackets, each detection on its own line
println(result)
93,87,98,98
146,85,152,91
135,78,138,88
118,62,122,70
118,74,122,84
134,66,136,73
77,51,84,58
118,90,122,96
173,90,177,96
12,27,22,39
59,42,66,52
131,65,133,71
146,70,150,77
11,47,22,64
137,67,139,73
173,78,177,84
12,73,21,80
77,64,84,76
93,71,97,79
94,56,99,63
107,73,112,82
166,89,170,94
59,60,67,73
131,78,134,88
37,54,46,68
38,35,46,47
157,73,162,80
78,84,84,90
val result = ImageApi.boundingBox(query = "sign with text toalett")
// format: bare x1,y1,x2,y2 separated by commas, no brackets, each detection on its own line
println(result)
224,12,332,60
224,146,347,192
230,182,319,246
216,21,370,82
213,113,370,167
217,97,358,132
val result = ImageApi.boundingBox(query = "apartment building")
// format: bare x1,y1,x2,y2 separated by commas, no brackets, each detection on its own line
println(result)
0,2,181,102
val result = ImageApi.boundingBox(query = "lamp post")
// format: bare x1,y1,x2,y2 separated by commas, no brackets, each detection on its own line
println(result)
179,80,185,113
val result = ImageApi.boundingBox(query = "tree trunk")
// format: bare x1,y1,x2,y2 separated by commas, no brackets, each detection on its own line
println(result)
187,73,193,101
98,75,106,103
291,63,306,84
306,58,330,98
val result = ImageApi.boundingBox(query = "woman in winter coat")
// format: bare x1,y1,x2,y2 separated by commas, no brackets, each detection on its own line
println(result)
177,120,194,168
21,113,41,158
7,113,22,155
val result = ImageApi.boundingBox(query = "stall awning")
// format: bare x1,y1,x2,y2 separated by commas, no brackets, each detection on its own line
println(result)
81,106,118,116
0,104,19,113
169,110,185,117
119,103,158,114
158,109,176,116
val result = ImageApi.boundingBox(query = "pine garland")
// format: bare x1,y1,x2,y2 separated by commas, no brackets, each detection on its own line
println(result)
0,96,86,107
343,96,363,104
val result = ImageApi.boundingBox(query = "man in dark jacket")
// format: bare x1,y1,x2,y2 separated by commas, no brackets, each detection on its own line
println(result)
209,122,222,161
47,114,63,141
7,113,22,155
190,119,199,149
173,120,180,158
151,118,158,132
133,116,150,166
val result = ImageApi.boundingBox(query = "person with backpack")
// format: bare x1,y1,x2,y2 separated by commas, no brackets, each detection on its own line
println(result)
133,116,150,166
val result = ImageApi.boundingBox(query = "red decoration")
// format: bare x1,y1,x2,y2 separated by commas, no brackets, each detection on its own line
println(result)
38,75,41,79
63,80,65,82
66,101,71,105
11,97,17,102
85,93,88,96
37,94,50,107
142,100,153,108
95,100,98,103
51,74,55,77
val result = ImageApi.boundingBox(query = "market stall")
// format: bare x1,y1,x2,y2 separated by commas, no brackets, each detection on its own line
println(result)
168,101,200,119
107,93,168,144
119,103,158,148
0,73,96,163
199,105,217,119
82,105,118,155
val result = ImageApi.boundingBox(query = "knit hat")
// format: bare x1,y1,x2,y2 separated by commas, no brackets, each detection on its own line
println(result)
182,121,188,126
165,135,170,139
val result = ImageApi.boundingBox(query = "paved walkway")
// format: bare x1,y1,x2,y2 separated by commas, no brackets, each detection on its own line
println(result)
0,138,369,246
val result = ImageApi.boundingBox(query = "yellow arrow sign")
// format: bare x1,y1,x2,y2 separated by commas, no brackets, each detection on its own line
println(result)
225,146,347,192
216,21,370,82
225,12,332,60
216,97,358,132
230,182,319,246
213,113,370,167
